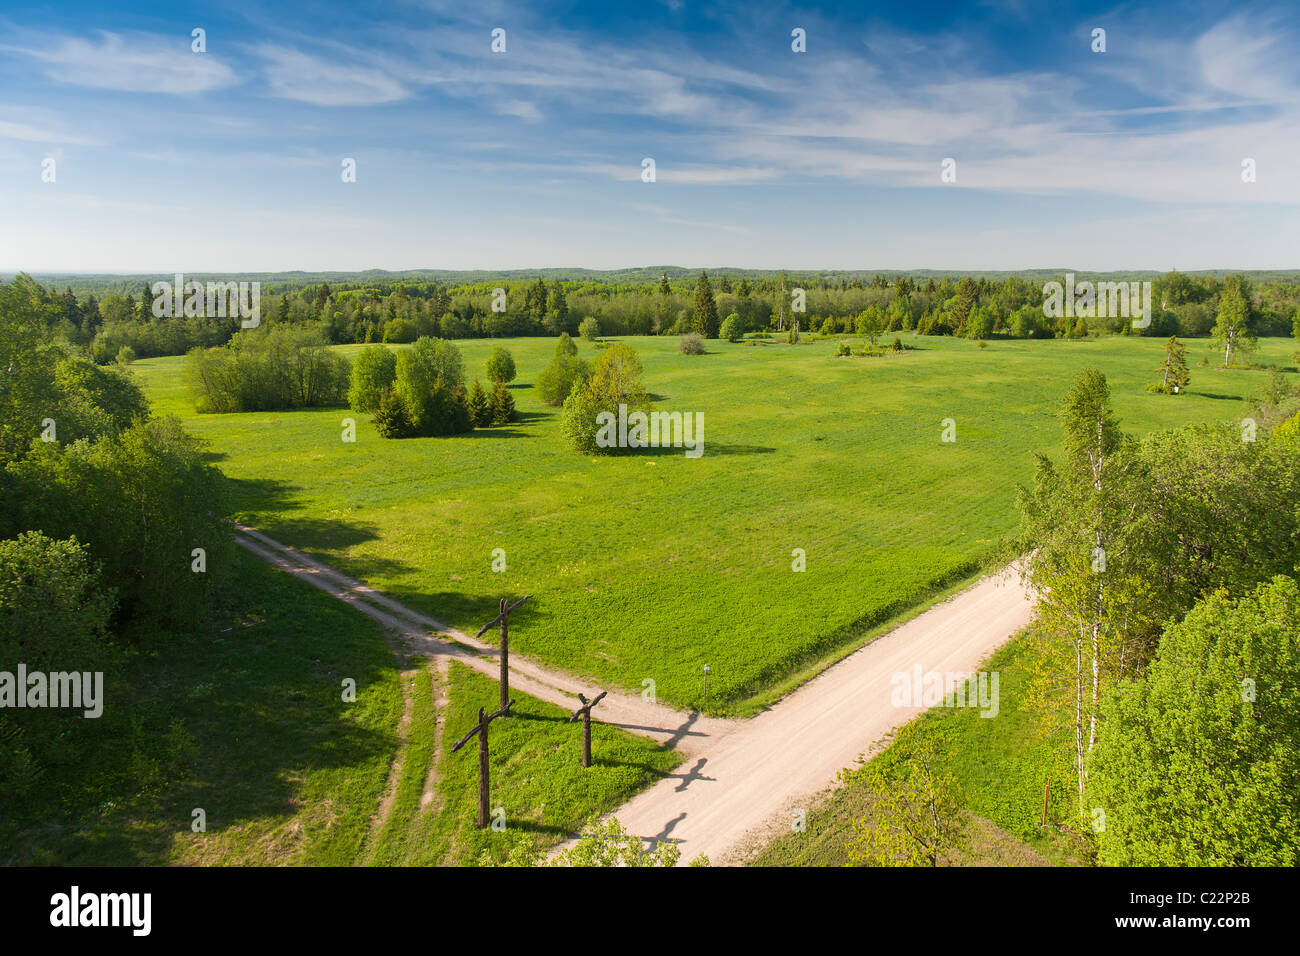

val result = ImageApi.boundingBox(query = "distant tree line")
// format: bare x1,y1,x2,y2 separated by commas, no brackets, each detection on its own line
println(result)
21,271,1300,362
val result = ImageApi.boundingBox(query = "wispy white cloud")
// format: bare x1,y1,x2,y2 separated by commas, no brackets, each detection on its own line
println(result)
253,45,408,106
4,30,238,94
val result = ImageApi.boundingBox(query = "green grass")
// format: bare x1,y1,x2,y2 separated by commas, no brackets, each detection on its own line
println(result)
369,661,682,865
3,551,406,866
4,551,681,866
748,629,1088,867
131,334,1297,713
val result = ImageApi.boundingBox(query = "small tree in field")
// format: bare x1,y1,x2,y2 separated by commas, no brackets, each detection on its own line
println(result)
348,344,397,412
719,313,742,342
679,332,705,354
490,380,516,425
1153,336,1190,394
467,379,491,427
579,316,600,342
846,726,966,867
692,271,719,338
1213,274,1256,367
486,347,516,384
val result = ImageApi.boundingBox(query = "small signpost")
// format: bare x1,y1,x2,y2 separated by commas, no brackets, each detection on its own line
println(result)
568,691,608,768
475,595,532,713
451,700,515,828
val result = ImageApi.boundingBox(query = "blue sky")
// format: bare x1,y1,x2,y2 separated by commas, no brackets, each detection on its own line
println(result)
1,0,1297,272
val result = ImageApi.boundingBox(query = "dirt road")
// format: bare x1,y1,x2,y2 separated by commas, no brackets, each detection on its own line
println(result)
235,524,735,754
238,524,1032,865
560,565,1034,864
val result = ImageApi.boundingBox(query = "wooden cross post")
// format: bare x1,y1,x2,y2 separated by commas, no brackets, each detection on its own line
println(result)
476,595,532,714
567,691,608,768
451,700,515,828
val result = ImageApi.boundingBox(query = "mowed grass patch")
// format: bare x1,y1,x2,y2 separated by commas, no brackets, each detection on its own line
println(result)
5,551,404,866
131,335,1296,712
373,661,682,865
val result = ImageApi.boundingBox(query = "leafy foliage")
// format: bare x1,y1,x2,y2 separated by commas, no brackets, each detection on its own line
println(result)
1089,577,1300,865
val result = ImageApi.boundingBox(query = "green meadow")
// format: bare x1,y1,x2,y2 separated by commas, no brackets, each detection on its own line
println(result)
133,334,1294,714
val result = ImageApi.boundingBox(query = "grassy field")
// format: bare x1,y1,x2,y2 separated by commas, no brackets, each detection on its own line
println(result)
2,550,679,866
370,661,682,865
132,334,1296,713
748,630,1088,867
3,551,405,865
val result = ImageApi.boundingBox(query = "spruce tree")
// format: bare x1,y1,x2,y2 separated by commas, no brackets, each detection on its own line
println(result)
467,379,491,427
490,380,516,425
1158,336,1190,393
693,270,719,338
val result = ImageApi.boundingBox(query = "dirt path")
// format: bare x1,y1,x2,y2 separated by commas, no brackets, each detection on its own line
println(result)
555,565,1034,865
238,524,1033,866
235,524,734,754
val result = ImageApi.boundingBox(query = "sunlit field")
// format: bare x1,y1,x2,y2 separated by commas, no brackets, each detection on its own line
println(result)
134,334,1294,713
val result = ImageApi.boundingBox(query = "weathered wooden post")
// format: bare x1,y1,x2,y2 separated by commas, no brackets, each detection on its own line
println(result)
567,691,608,768
450,700,515,828
475,595,532,713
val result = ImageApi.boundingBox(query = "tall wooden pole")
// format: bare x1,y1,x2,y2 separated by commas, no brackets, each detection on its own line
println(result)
475,596,531,718
568,691,607,769
477,707,491,828
451,700,514,829
498,597,509,712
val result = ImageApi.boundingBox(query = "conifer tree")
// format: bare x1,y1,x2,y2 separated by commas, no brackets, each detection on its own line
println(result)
693,270,719,338
490,380,516,425
1157,336,1190,393
467,379,491,427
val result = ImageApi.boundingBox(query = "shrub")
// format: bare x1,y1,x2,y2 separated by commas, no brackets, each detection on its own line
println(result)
188,324,350,412
891,336,904,352
382,317,418,343
372,387,415,438
486,347,517,384
53,356,149,443
820,317,837,336
561,343,648,454
536,336,591,406
347,344,397,412
0,531,116,804
392,337,471,436
836,342,852,356
579,316,601,341
115,345,135,365
719,313,742,342
787,325,800,344
6,417,232,636
679,333,705,355
490,381,517,425
467,379,492,427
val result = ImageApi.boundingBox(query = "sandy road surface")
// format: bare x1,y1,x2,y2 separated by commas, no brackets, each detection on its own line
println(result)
564,566,1033,865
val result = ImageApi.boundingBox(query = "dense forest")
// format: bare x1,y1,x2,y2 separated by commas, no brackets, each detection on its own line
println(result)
12,269,1300,364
